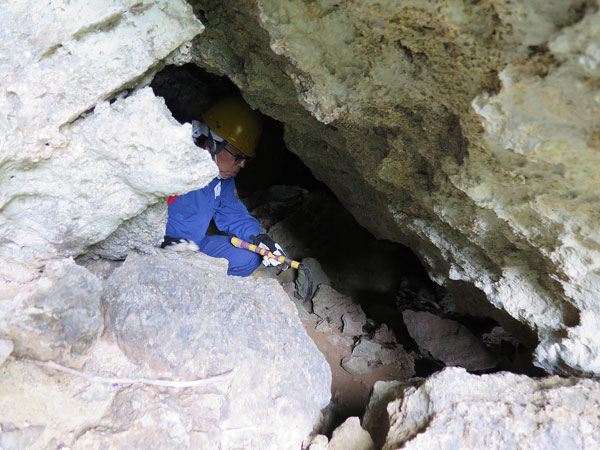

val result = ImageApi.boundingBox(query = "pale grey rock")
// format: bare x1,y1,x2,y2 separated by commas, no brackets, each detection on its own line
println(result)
327,416,375,450
362,380,408,449
0,249,330,449
0,338,227,450
327,333,353,350
305,434,329,450
159,246,229,273
341,335,414,377
403,310,498,371
77,257,124,281
312,285,367,336
365,368,600,450
102,251,331,449
0,0,207,285
0,87,216,278
0,258,103,366
0,355,117,449
0,0,203,162
315,319,333,333
341,312,366,337
0,424,45,449
86,201,168,260
0,340,13,367
72,386,226,449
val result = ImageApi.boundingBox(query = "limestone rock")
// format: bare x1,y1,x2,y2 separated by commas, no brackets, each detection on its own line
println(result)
403,309,498,371
102,251,331,449
0,0,207,283
0,258,103,366
362,380,408,449
305,434,329,450
86,201,168,260
1,251,331,449
341,325,415,377
0,350,121,450
0,0,203,162
0,340,13,366
190,1,600,375
0,337,232,449
312,285,367,336
363,367,600,450
0,87,216,278
327,417,375,450
0,423,45,449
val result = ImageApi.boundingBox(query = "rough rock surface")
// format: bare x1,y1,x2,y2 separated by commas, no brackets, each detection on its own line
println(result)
189,1,600,375
0,258,103,366
326,417,375,450
304,418,376,450
363,367,600,450
87,201,168,260
341,325,415,378
2,0,600,427
0,251,331,449
102,251,332,449
0,0,209,284
312,285,367,336
403,309,498,371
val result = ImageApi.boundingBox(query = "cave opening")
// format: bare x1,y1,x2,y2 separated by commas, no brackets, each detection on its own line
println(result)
150,63,544,425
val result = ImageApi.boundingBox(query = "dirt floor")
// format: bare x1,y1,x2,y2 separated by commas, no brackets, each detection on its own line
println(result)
299,313,412,421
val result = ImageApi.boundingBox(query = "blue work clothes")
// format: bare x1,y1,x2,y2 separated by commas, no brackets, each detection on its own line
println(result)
165,177,262,276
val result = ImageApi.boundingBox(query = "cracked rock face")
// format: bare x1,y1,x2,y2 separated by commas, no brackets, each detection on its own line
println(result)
188,1,600,376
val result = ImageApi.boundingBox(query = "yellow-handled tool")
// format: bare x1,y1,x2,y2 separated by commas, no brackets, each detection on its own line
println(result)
231,237,313,300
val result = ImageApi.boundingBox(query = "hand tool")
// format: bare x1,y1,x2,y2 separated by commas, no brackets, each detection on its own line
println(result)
231,236,313,300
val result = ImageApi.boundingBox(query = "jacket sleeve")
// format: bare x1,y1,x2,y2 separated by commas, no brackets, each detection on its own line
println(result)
214,179,262,241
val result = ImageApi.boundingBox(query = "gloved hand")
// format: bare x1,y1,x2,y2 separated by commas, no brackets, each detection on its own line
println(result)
161,237,199,252
251,234,288,270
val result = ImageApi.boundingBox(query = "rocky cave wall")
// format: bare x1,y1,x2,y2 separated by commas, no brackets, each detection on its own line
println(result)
1,0,599,380
186,0,600,375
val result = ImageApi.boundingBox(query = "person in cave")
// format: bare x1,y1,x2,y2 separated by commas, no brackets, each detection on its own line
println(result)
161,95,287,276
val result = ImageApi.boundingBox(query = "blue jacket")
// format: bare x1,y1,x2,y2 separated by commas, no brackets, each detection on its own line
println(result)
165,177,261,245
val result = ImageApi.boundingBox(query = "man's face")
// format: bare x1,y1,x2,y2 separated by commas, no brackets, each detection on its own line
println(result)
214,143,249,178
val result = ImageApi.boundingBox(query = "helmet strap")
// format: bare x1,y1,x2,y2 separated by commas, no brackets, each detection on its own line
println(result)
207,131,228,158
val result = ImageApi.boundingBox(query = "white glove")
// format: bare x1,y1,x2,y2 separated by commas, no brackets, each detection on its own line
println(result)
161,237,199,252
257,242,285,267
251,234,288,270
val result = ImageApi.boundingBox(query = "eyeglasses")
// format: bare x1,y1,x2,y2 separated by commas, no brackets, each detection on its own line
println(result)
223,146,250,165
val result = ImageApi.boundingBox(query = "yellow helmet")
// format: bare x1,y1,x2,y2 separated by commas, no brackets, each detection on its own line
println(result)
202,96,262,158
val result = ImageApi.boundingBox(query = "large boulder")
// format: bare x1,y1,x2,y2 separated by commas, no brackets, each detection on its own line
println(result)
402,309,498,371
363,367,600,450
0,251,331,449
102,251,332,449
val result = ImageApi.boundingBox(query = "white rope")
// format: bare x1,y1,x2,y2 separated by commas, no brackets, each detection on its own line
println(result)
23,358,234,389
